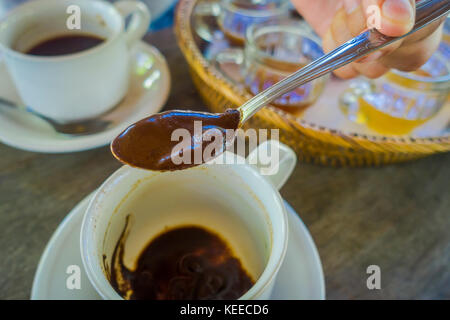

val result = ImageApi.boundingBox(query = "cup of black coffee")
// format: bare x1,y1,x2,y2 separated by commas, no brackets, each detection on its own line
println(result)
0,0,150,123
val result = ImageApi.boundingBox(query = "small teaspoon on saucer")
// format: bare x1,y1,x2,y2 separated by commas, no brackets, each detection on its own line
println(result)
0,96,113,135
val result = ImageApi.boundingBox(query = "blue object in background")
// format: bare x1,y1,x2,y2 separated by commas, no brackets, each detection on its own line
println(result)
136,0,177,31
149,1,177,31
0,0,178,31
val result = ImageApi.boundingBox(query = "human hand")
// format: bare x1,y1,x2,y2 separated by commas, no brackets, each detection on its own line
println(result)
291,0,446,78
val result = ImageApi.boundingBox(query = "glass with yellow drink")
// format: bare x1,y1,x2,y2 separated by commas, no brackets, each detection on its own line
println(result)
340,52,450,135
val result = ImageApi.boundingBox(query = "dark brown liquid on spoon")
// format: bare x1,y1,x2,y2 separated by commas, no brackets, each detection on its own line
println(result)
109,218,254,300
111,109,241,171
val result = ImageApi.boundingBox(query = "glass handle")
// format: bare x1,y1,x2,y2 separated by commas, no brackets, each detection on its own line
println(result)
212,48,245,83
213,48,244,66
193,1,221,42
339,79,374,123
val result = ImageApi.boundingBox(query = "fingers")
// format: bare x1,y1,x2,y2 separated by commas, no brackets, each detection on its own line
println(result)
316,0,444,79
290,0,341,37
323,29,359,79
322,5,359,79
401,17,445,44
347,0,415,37
343,0,366,36
330,6,354,45
378,0,415,36
323,2,392,79
353,58,390,78
380,22,444,71
355,39,402,65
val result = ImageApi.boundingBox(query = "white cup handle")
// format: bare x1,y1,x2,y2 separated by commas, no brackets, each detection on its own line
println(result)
114,0,151,47
247,140,297,190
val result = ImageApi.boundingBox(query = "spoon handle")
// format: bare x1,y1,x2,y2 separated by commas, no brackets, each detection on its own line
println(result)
239,0,450,123
0,96,21,109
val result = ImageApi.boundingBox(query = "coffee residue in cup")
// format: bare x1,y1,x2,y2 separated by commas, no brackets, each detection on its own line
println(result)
108,217,254,300
111,109,241,171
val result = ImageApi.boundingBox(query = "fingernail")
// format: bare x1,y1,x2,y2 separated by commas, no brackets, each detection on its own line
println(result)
382,0,414,23
344,0,359,14
335,0,344,12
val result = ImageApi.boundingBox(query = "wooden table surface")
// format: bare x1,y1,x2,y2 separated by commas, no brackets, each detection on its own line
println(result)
0,28,449,300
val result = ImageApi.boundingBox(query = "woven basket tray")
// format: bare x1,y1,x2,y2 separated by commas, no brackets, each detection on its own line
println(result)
174,0,450,167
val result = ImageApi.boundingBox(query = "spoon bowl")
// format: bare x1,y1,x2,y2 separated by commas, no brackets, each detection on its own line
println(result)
111,109,241,170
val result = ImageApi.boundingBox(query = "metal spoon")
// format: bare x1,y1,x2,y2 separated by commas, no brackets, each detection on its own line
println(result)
111,0,449,171
0,96,113,135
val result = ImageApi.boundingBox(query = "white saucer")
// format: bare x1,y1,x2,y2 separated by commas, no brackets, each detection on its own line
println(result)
0,41,170,153
31,193,325,300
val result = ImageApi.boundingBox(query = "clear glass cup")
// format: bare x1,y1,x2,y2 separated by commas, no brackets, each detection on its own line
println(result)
194,0,290,45
214,21,327,115
339,52,450,135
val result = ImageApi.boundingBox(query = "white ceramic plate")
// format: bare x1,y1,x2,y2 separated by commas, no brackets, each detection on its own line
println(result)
0,41,170,153
31,193,325,300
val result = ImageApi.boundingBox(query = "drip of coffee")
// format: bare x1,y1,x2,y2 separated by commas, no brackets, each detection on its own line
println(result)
111,109,241,171
109,220,254,300
25,34,104,56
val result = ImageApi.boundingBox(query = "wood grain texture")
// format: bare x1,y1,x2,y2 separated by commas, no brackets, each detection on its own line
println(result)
0,28,449,300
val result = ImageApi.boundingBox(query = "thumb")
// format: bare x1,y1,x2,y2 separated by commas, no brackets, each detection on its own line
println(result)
372,0,416,37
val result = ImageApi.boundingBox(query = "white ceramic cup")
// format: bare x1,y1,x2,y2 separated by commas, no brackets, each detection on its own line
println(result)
81,140,297,300
0,0,150,123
